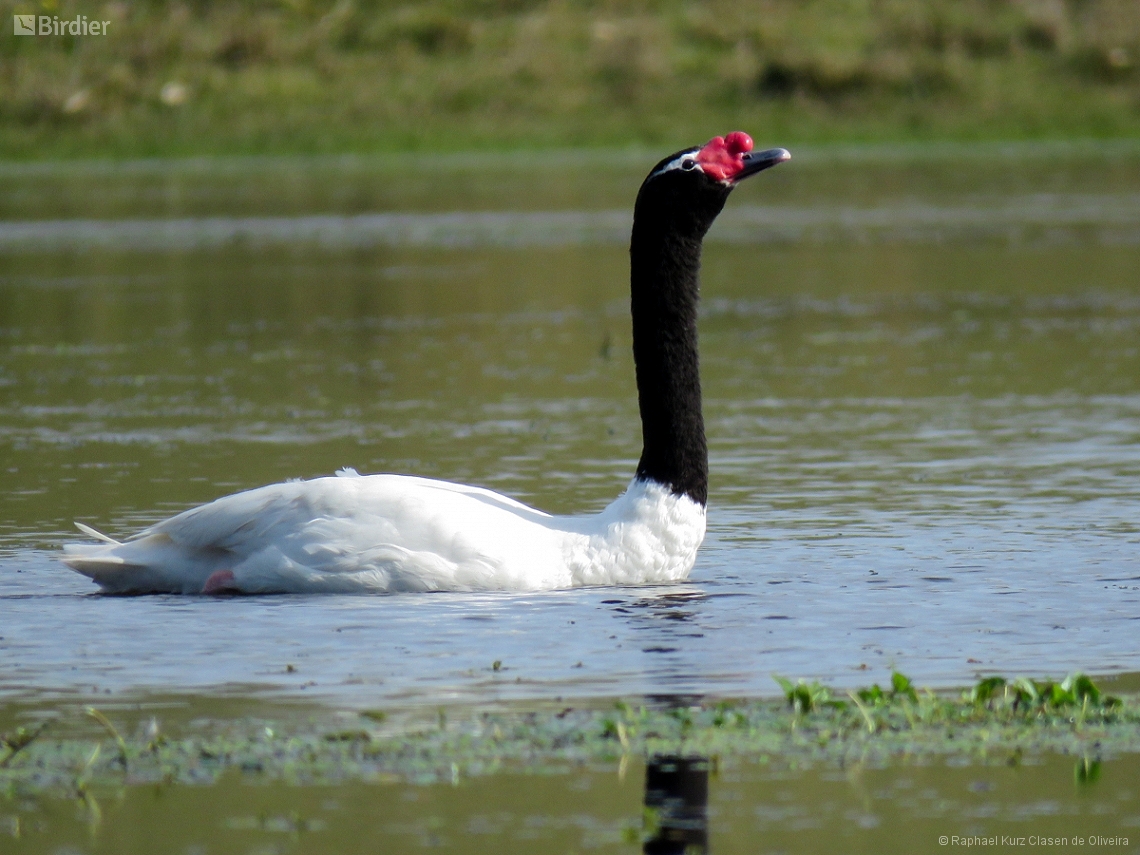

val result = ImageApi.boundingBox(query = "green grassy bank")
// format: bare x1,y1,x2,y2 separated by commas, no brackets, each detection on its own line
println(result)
3,674,1138,795
3,0,1140,160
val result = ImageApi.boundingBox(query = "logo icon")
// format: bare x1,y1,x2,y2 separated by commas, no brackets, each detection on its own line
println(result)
14,14,35,35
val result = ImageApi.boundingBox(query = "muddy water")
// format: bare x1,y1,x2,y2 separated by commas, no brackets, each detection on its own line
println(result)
3,750,1138,854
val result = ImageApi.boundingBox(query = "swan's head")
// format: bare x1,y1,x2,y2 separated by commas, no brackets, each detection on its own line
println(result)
645,132,790,189
635,132,790,236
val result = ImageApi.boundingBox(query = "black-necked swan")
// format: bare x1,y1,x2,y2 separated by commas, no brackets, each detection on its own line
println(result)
63,133,790,594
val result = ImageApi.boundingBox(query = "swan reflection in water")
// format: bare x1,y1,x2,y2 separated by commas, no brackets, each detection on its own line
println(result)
608,591,710,852
643,754,710,854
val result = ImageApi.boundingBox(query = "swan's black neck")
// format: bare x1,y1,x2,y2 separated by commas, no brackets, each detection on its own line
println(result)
629,177,732,507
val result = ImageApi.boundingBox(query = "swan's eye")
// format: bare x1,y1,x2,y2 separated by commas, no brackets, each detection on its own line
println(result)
681,158,697,171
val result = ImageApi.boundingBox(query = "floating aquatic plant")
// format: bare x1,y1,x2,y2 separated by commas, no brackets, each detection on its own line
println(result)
0,722,49,768
1,673,1136,797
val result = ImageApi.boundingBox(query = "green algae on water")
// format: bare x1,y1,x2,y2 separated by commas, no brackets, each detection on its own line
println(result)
2,674,1139,798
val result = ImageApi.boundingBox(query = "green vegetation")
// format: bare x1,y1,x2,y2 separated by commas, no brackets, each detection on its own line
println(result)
3,0,1140,159
2,674,1138,797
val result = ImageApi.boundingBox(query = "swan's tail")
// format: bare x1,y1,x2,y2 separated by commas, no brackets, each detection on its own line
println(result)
62,523,207,594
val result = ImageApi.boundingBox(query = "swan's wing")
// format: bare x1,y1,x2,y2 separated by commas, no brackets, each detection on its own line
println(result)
63,473,566,594
138,480,322,550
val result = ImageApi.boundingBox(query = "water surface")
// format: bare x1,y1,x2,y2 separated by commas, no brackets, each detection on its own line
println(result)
5,751,1138,854
2,143,1140,706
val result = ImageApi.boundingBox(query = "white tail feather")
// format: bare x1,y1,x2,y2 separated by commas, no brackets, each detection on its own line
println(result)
75,522,122,545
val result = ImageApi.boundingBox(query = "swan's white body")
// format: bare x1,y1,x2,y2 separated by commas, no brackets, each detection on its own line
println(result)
63,469,706,594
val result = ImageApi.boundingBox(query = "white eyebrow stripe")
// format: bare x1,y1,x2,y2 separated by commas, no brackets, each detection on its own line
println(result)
647,149,702,180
